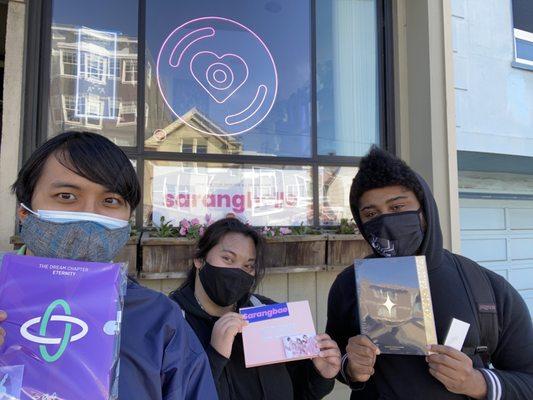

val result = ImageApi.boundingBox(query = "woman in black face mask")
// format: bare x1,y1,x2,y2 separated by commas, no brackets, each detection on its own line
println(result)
170,218,341,400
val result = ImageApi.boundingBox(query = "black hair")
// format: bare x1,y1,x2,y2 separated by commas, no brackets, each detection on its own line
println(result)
350,146,424,217
11,131,140,210
181,217,265,295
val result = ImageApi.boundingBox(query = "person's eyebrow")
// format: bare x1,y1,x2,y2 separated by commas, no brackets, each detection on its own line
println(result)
50,181,82,190
360,204,376,212
386,195,409,203
221,248,237,257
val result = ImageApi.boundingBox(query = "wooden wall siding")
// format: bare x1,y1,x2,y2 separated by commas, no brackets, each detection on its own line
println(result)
327,234,372,265
263,235,328,269
141,233,196,274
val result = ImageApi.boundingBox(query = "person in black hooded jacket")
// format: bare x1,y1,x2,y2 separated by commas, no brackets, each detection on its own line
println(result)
326,147,533,400
170,217,342,400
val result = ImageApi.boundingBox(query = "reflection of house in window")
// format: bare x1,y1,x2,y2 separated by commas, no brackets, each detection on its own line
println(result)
196,139,208,154
83,53,107,84
61,95,82,124
79,95,103,128
144,108,243,155
123,59,137,83
182,139,194,153
60,50,77,77
146,63,152,87
117,101,137,126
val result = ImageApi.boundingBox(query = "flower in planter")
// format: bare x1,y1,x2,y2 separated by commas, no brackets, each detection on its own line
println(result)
261,226,293,237
178,218,203,240
279,227,292,235
154,215,213,239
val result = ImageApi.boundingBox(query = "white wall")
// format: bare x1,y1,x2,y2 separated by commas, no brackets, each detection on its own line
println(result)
452,0,533,157
0,1,26,251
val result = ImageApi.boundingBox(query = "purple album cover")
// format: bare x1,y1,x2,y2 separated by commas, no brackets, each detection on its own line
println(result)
0,254,125,400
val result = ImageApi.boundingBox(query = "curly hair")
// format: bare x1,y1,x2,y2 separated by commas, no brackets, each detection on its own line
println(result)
350,146,424,212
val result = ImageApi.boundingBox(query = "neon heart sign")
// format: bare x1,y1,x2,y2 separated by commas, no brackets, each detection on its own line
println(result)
190,51,249,104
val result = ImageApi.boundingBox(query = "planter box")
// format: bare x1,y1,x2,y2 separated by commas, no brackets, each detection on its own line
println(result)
326,234,372,267
263,235,327,272
10,234,140,277
140,232,196,279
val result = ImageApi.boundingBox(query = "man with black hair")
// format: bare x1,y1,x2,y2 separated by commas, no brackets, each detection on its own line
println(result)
326,146,533,399
0,131,217,399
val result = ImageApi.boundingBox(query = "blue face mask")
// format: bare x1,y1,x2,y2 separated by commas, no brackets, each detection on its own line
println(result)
19,205,131,262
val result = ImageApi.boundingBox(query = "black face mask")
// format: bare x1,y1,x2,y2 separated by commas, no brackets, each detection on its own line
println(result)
362,210,425,257
198,261,255,307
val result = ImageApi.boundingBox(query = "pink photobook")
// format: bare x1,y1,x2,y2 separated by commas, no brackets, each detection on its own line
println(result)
240,300,318,368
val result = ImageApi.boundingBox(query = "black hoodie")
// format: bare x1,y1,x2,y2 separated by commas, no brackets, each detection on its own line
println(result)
170,282,335,400
326,175,533,399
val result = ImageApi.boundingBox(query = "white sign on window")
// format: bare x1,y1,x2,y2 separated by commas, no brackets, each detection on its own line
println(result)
150,165,312,226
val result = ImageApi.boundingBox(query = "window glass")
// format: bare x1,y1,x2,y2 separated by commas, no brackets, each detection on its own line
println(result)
319,166,357,225
49,0,138,146
512,0,533,66
144,0,312,157
316,0,380,156
144,160,313,226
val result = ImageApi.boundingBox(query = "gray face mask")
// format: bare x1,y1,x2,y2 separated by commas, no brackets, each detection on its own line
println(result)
20,211,130,263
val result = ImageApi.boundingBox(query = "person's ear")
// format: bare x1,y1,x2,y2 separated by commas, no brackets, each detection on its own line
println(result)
193,258,203,270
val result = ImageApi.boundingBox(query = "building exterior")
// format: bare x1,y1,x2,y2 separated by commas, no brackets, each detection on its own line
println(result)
452,0,533,317
4,0,531,397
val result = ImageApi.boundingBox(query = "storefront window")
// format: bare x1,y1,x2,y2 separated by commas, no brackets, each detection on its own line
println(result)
39,0,389,227
48,0,138,146
144,0,312,157
144,161,312,226
316,0,380,156
319,166,358,225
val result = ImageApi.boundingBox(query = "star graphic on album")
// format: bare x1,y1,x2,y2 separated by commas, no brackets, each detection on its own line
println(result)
382,293,396,316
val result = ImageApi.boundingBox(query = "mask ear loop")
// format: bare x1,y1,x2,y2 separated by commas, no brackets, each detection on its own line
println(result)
20,203,39,216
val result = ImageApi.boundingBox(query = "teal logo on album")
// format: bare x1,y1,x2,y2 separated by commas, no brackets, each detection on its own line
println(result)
20,299,89,362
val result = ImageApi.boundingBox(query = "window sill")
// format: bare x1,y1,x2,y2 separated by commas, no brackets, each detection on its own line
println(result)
511,60,533,72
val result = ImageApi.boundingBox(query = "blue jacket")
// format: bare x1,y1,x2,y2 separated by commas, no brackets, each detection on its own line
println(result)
119,279,218,399
0,251,218,400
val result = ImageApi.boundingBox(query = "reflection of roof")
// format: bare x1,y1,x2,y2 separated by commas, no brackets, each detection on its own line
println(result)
144,108,243,150
52,24,138,44
52,24,138,57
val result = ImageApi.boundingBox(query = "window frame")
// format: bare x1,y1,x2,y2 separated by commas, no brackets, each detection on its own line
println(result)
25,0,395,229
59,48,77,77
117,100,137,126
122,58,138,84
511,0,533,71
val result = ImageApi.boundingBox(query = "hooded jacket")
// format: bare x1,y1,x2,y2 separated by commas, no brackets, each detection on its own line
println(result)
170,281,335,400
326,176,533,399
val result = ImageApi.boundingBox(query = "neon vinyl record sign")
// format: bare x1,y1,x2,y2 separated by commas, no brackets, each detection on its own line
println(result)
156,17,278,136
